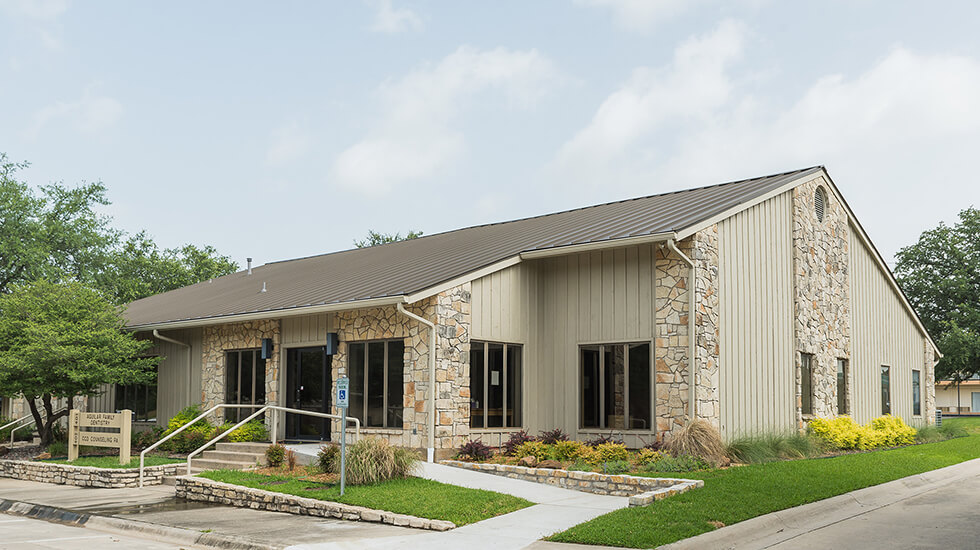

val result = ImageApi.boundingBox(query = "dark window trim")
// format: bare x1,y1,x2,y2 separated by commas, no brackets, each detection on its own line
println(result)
470,340,523,429
348,339,405,429
579,341,654,431
836,358,849,415
881,365,891,415
912,369,922,416
801,353,814,416
225,348,266,422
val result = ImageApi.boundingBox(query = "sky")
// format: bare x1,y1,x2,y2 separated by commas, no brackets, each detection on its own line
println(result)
2,0,979,269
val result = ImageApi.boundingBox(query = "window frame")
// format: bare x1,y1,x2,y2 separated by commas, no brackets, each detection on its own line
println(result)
115,368,158,423
836,358,848,415
881,365,891,415
225,348,266,423
469,340,523,429
912,369,921,416
347,339,405,429
800,353,814,416
578,341,654,431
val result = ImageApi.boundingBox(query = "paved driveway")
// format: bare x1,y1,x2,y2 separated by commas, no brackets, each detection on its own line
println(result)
0,514,181,550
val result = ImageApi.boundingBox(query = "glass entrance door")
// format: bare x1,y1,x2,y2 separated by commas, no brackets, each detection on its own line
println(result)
286,347,331,440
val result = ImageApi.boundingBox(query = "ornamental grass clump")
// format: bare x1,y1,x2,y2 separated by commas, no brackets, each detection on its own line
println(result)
664,419,727,466
726,432,826,464
332,438,418,485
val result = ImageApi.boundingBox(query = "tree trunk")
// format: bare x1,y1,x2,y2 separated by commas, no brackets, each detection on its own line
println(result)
33,394,70,448
26,398,45,446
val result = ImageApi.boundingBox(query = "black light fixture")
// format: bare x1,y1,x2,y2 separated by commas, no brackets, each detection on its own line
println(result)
325,333,339,356
261,338,274,359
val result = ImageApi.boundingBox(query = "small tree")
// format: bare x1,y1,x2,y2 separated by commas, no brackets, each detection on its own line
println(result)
0,280,158,446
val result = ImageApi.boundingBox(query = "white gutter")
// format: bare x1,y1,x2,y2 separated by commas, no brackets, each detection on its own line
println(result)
666,239,697,423
396,302,437,463
152,330,192,405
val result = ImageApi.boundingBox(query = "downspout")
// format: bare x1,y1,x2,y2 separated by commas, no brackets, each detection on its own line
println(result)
397,302,437,463
666,239,697,423
153,330,192,406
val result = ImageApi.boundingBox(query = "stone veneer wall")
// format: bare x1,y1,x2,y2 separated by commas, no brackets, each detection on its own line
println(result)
924,339,936,423
654,230,721,437
0,460,180,487
176,475,455,531
201,320,281,415
793,177,850,427
441,460,703,507
330,284,471,456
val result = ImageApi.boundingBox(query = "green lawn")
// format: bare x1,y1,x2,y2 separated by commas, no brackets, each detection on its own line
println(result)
549,427,980,548
199,470,532,526
43,456,184,469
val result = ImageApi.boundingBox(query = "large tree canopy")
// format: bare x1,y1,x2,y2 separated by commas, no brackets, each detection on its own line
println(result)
0,280,158,445
895,207,980,382
354,229,423,248
0,153,238,302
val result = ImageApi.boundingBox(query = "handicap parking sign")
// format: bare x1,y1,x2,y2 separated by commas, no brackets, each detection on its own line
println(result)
336,377,350,408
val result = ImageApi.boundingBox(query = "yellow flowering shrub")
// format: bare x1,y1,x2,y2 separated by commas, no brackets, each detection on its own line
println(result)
810,415,916,450
514,440,549,461
585,442,631,465
551,440,587,461
635,448,666,465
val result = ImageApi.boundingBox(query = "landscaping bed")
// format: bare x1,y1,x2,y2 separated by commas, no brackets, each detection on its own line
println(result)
547,427,980,548
191,469,532,528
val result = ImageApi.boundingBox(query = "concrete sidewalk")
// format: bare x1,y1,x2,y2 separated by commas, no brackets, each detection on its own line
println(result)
661,457,980,550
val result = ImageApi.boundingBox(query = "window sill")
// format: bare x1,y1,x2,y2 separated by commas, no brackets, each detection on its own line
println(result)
358,427,404,434
471,427,525,433
577,429,657,434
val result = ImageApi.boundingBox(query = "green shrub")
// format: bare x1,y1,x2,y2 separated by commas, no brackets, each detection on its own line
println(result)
567,459,594,472
317,444,338,472
635,448,666,465
641,454,710,473
939,422,968,439
332,438,418,485
46,441,68,458
727,433,826,464
215,419,268,442
164,406,212,436
600,459,631,474
550,440,587,461
132,427,164,451
266,443,286,467
166,429,212,454
583,442,630,465
514,440,550,462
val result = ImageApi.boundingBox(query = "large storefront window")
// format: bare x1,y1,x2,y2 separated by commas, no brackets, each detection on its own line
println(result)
581,342,652,430
348,340,404,428
470,342,522,428
115,376,158,423
225,349,266,422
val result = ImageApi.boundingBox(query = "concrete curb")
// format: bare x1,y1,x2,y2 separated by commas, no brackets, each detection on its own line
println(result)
0,498,281,550
658,457,980,550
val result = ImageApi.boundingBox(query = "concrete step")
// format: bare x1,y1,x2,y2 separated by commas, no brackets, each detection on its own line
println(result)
215,441,270,454
202,450,266,465
190,457,255,471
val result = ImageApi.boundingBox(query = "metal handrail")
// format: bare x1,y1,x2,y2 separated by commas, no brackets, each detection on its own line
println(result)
138,404,360,487
2,407,68,445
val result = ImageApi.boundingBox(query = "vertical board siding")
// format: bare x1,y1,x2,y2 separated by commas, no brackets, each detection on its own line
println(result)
88,328,203,426
849,226,924,425
532,244,658,442
281,313,333,346
718,191,796,439
470,264,527,343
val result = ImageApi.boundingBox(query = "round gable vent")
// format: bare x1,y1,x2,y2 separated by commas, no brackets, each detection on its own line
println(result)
814,186,827,222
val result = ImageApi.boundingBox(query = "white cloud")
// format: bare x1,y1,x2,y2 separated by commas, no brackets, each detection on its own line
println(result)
266,123,312,165
552,20,747,184
0,0,69,19
575,0,693,31
27,92,123,139
333,46,559,195
367,0,422,33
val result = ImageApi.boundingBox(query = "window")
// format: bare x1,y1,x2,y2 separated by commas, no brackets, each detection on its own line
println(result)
225,349,266,423
580,343,651,430
881,365,891,414
801,353,814,415
115,375,158,423
912,369,921,416
348,340,404,428
836,359,848,415
470,342,522,428
814,186,827,222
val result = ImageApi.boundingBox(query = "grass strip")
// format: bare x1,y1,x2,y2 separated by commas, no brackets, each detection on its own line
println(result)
198,470,532,526
549,426,980,548
42,455,184,469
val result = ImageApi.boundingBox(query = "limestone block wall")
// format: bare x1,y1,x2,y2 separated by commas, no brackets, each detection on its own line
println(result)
924,339,936,423
691,227,721,428
0,459,180,487
201,320,281,414
793,177,850,426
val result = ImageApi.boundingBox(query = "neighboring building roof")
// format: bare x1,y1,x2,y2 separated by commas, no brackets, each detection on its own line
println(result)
125,166,825,329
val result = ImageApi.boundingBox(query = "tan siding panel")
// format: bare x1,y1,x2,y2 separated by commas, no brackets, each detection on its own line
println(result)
718,191,796,439
470,264,527,343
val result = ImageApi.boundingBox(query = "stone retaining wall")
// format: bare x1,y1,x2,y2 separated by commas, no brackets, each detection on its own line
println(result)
441,460,702,507
176,475,455,531
0,459,180,487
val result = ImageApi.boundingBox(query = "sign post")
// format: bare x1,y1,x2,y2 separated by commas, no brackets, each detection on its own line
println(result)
336,376,350,496
68,410,132,465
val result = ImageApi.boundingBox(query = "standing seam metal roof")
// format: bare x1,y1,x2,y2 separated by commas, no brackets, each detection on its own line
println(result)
123,166,823,328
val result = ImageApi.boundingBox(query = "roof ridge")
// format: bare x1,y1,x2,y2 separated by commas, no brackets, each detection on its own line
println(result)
265,165,822,266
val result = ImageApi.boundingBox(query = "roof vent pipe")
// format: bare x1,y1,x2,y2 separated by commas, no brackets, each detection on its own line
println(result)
247,258,253,275
261,282,267,293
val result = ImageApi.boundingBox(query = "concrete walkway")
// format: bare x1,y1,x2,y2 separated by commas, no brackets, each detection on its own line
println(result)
662,457,980,550
286,462,630,550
